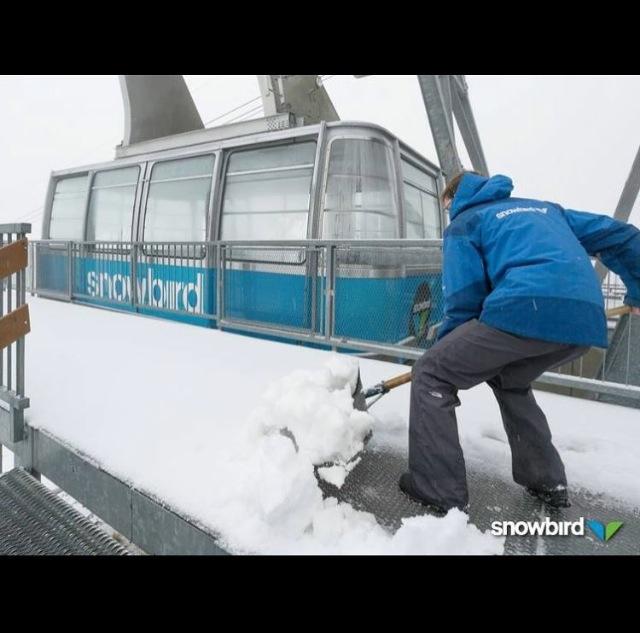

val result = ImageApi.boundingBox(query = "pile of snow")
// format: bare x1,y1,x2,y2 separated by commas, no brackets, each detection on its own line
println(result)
252,355,371,488
202,356,503,555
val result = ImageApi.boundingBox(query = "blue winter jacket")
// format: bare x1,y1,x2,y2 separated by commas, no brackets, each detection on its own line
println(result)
437,173,640,348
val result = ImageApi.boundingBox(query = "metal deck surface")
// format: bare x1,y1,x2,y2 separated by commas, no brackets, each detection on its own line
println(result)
0,468,129,555
319,449,640,555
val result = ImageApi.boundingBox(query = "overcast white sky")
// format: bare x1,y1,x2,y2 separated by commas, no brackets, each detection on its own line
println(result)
1,74,639,237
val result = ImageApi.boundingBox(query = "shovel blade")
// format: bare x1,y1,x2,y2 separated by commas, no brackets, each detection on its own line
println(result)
352,369,368,412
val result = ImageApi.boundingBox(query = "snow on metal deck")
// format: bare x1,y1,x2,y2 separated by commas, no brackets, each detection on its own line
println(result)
16,297,640,554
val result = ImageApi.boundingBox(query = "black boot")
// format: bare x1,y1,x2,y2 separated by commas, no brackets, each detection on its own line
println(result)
525,486,571,508
398,473,449,516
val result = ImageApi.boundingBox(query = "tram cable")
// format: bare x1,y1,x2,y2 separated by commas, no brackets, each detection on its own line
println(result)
202,75,338,128
203,95,263,127
224,104,265,124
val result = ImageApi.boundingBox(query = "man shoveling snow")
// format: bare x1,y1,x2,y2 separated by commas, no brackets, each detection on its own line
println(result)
401,171,640,515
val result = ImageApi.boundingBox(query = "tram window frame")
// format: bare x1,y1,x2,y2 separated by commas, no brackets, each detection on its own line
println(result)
401,157,442,239
48,174,90,242
320,137,400,241
84,165,141,255
219,140,317,265
141,153,216,260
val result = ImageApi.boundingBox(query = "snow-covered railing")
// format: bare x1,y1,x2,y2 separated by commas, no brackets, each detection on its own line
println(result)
26,239,640,405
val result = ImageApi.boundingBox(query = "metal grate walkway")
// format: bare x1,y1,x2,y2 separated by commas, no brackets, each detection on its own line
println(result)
320,448,640,555
0,468,128,555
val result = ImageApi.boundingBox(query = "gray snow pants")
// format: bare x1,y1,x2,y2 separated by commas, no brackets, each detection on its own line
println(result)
409,318,589,510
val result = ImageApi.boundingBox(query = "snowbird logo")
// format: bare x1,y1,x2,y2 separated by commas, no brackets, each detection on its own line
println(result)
586,519,623,542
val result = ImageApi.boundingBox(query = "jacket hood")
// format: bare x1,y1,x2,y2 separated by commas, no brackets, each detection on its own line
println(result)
449,173,514,220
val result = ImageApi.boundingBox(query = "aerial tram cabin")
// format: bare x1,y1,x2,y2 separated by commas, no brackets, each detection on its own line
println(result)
35,116,446,352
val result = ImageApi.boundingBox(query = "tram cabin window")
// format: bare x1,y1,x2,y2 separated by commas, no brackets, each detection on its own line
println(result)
402,159,441,239
221,141,316,240
49,175,89,240
143,155,214,243
322,138,398,240
86,167,140,242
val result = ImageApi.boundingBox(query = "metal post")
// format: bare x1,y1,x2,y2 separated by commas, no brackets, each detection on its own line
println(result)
17,232,25,397
310,247,318,335
0,233,3,387
324,245,336,347
216,244,224,328
625,313,632,385
7,234,12,392
131,243,138,309
29,242,35,296
15,424,38,479
67,241,73,301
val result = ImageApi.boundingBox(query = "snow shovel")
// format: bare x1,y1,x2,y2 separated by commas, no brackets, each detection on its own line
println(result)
312,370,413,483
312,370,412,485
352,369,412,412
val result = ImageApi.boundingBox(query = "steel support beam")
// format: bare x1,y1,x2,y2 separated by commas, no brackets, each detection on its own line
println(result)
356,75,488,180
417,75,464,181
257,75,339,126
119,75,204,148
596,143,640,281
450,75,489,176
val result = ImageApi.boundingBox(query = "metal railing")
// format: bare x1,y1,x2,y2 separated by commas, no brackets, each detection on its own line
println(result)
0,224,31,466
542,306,640,405
26,238,640,405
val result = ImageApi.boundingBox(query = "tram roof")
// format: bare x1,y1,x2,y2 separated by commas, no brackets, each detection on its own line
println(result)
50,118,441,180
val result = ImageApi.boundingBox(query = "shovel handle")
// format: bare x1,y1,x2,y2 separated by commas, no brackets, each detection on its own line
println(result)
606,305,632,318
382,371,413,392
